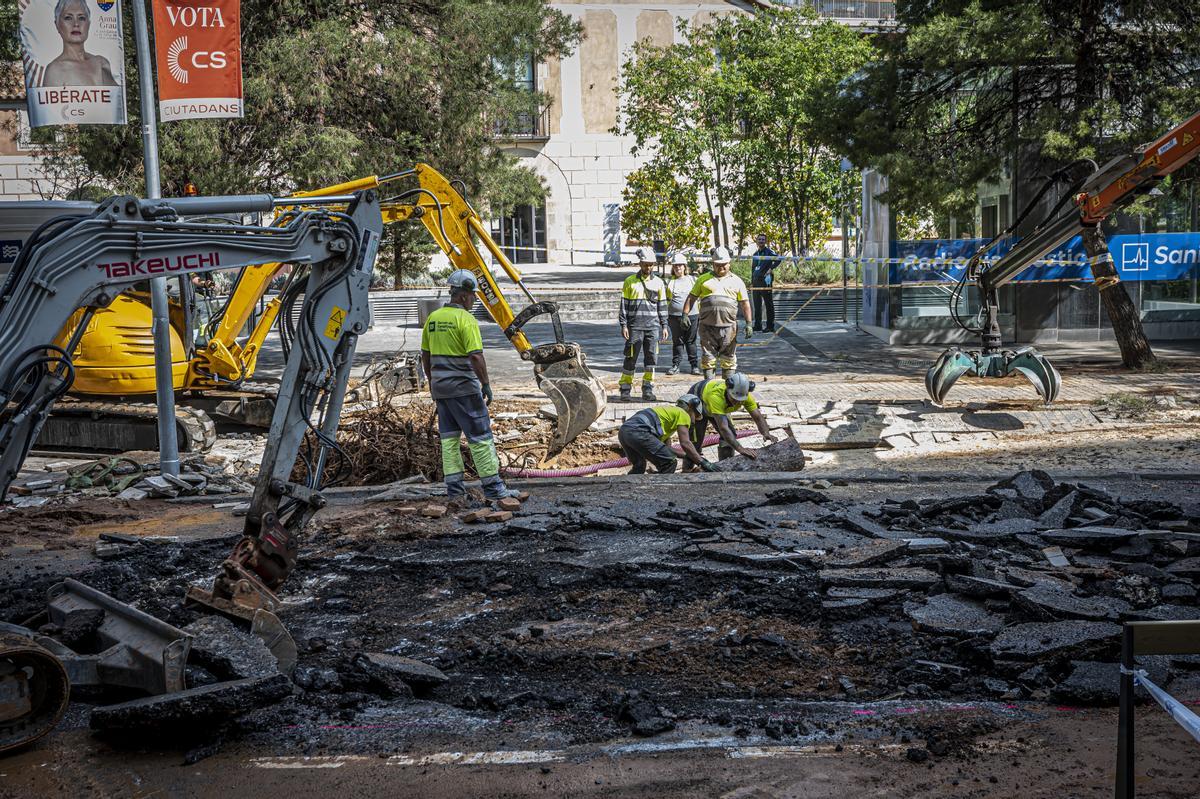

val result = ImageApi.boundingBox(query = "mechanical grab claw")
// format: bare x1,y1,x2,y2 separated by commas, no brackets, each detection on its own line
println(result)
926,345,1062,406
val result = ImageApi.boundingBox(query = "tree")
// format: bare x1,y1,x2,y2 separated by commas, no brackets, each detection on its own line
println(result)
616,21,744,248
619,163,710,252
3,0,580,287
616,8,869,254
818,0,1200,367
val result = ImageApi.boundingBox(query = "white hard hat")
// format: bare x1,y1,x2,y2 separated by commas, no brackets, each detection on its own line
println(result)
725,372,754,402
446,269,478,291
635,246,657,263
671,252,688,266
710,246,731,264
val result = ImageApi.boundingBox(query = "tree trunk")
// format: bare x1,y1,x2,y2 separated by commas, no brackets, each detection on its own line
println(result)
1080,226,1156,369
701,179,718,248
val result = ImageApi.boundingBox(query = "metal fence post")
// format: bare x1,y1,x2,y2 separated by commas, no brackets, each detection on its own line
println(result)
1116,624,1135,799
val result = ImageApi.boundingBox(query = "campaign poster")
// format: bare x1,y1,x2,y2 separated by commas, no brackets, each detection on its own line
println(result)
19,0,128,127
152,0,243,121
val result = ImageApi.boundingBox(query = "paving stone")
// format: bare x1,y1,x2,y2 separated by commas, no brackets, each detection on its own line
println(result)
420,504,448,518
1041,526,1140,550
484,511,514,523
90,674,292,732
497,497,522,512
823,539,906,568
1041,546,1071,568
1014,583,1131,621
355,653,448,691
904,594,1002,636
818,567,940,590
945,574,1016,598
989,621,1120,661
183,616,279,680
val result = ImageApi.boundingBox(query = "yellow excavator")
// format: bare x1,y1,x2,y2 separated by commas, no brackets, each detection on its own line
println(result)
38,165,605,457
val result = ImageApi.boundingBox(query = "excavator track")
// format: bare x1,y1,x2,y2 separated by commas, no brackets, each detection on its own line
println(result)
34,400,218,455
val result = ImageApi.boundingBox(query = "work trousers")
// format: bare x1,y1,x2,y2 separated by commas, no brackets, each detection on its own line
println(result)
668,314,699,369
689,413,736,461
752,285,775,332
435,393,511,499
619,328,659,387
618,419,678,475
698,324,738,374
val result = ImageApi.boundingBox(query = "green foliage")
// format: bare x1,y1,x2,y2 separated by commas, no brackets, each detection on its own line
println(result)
616,8,870,255
1,0,580,284
817,0,1200,223
620,164,710,251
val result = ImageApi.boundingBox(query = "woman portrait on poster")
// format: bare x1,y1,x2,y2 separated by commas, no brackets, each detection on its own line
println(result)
41,0,117,87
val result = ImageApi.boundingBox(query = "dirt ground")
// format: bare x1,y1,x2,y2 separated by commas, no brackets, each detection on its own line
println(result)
2,473,1198,798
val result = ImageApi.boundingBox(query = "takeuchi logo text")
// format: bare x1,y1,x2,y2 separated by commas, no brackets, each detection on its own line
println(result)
98,252,220,279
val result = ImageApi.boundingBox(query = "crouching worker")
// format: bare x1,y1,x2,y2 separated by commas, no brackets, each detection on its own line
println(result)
688,372,777,462
421,269,521,502
618,394,715,475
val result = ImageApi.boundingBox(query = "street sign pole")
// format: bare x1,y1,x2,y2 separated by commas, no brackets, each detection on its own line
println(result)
130,0,180,477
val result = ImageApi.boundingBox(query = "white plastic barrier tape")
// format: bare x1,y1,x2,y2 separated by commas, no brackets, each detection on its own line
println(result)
1131,668,1200,746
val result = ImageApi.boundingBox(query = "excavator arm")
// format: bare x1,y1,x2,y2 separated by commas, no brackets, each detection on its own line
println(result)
926,110,1200,405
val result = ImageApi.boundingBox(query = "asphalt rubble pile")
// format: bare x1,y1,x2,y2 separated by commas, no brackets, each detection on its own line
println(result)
690,469,1200,706
8,452,255,507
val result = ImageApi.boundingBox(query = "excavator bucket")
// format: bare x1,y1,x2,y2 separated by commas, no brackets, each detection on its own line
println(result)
925,346,1062,406
925,348,981,406
1006,347,1062,404
535,352,607,459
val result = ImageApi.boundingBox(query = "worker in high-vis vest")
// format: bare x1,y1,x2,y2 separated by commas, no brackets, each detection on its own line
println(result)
617,393,715,474
682,246,753,379
686,372,776,462
420,270,521,502
618,247,669,402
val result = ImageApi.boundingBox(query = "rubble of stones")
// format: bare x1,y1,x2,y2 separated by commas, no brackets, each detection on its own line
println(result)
6,454,255,508
691,469,1199,706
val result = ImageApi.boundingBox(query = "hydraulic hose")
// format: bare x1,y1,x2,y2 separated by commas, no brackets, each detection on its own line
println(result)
502,429,761,478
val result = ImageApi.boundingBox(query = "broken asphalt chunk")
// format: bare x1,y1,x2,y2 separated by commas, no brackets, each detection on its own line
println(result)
905,594,1002,636
989,470,1055,503
989,621,1120,661
823,539,906,568
354,652,448,694
818,567,940,590
1040,526,1139,550
1014,583,1132,621
183,616,279,681
764,486,830,505
90,674,292,733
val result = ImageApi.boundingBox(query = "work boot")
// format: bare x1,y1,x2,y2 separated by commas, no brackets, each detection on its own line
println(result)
619,386,632,402
690,366,702,376
665,365,679,375
642,385,657,402
487,487,522,501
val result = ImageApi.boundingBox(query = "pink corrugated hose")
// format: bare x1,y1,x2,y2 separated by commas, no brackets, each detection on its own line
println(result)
502,429,760,478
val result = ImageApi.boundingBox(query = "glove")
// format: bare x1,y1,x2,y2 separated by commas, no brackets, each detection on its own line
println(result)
744,327,754,341
699,459,718,473
680,315,693,332
481,383,494,405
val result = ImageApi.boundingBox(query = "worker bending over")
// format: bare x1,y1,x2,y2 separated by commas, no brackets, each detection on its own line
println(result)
618,394,714,474
688,372,776,462
682,246,752,379
421,270,521,502
618,247,668,402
